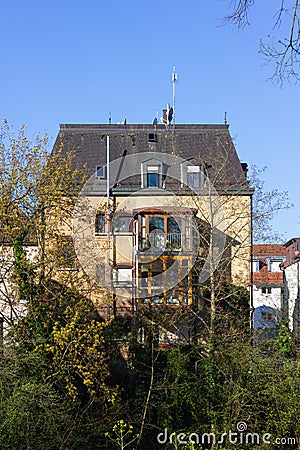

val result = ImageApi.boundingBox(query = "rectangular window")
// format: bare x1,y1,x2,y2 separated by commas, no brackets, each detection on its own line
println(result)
95,213,105,233
167,217,182,250
147,172,159,187
147,166,159,187
149,216,165,249
141,215,146,250
96,165,105,178
166,289,180,305
148,132,158,142
261,287,271,294
187,166,200,188
112,214,131,233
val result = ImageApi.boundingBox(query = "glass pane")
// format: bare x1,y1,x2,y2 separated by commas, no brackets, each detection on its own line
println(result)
149,217,164,232
185,217,191,249
113,215,129,232
194,173,200,188
167,217,181,233
187,172,200,188
149,217,164,250
167,217,181,249
187,173,193,187
96,166,104,177
147,173,159,187
95,214,105,233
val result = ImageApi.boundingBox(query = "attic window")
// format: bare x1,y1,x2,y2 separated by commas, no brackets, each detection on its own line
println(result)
148,132,158,142
147,166,159,187
187,166,200,188
96,165,105,178
141,159,165,188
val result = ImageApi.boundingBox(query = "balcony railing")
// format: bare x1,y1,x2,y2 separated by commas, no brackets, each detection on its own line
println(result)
141,232,188,252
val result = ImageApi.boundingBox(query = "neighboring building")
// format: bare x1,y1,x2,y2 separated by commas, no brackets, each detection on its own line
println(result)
281,238,300,344
50,122,253,343
0,242,38,336
252,244,286,335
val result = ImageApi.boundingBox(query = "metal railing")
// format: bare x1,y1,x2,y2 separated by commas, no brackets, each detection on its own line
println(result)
141,232,184,251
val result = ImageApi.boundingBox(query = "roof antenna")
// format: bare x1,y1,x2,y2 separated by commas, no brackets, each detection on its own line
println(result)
108,112,112,125
224,111,227,125
172,66,178,126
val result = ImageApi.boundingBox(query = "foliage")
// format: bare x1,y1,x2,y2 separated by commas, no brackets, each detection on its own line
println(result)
0,348,73,450
0,381,72,450
0,120,120,448
275,321,295,357
43,298,112,401
0,119,86,330
105,419,140,449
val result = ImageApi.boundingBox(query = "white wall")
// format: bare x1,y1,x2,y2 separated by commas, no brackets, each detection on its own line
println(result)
0,245,38,335
284,262,300,331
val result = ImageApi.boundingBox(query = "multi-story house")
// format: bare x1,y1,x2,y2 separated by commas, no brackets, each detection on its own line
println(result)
51,122,253,343
281,237,300,345
252,244,286,336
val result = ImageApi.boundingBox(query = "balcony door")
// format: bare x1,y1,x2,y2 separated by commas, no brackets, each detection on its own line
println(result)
140,213,182,252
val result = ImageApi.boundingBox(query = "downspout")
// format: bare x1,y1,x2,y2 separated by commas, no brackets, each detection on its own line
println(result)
250,191,254,336
106,135,111,320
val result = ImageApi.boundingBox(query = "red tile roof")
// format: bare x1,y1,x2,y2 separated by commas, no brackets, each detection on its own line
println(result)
252,244,286,257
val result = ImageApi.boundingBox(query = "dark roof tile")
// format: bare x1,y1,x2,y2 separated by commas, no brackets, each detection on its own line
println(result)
52,123,249,190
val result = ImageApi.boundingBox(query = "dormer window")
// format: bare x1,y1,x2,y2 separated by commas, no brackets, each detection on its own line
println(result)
141,159,167,188
96,165,105,178
147,166,159,187
181,163,207,189
187,166,200,188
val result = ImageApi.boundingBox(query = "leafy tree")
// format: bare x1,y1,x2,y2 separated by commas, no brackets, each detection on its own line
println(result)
0,119,83,330
0,120,121,448
0,346,74,450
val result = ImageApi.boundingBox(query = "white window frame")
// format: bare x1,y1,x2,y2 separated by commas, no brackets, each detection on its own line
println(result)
96,165,105,178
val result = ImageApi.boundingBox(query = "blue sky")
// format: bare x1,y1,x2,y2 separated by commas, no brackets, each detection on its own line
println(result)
0,0,298,241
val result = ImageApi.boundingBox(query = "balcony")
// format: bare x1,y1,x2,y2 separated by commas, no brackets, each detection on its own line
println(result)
140,232,190,253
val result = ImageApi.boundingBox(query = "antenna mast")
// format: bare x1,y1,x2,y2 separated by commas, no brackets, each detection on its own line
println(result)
172,66,178,125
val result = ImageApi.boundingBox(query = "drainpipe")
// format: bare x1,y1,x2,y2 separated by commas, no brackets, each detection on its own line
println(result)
106,135,111,320
250,193,254,336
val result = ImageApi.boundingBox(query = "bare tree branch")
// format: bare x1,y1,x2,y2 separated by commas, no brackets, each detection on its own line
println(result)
222,0,300,84
222,0,255,28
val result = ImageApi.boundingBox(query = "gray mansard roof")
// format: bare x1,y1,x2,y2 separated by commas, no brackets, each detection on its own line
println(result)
52,123,250,191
